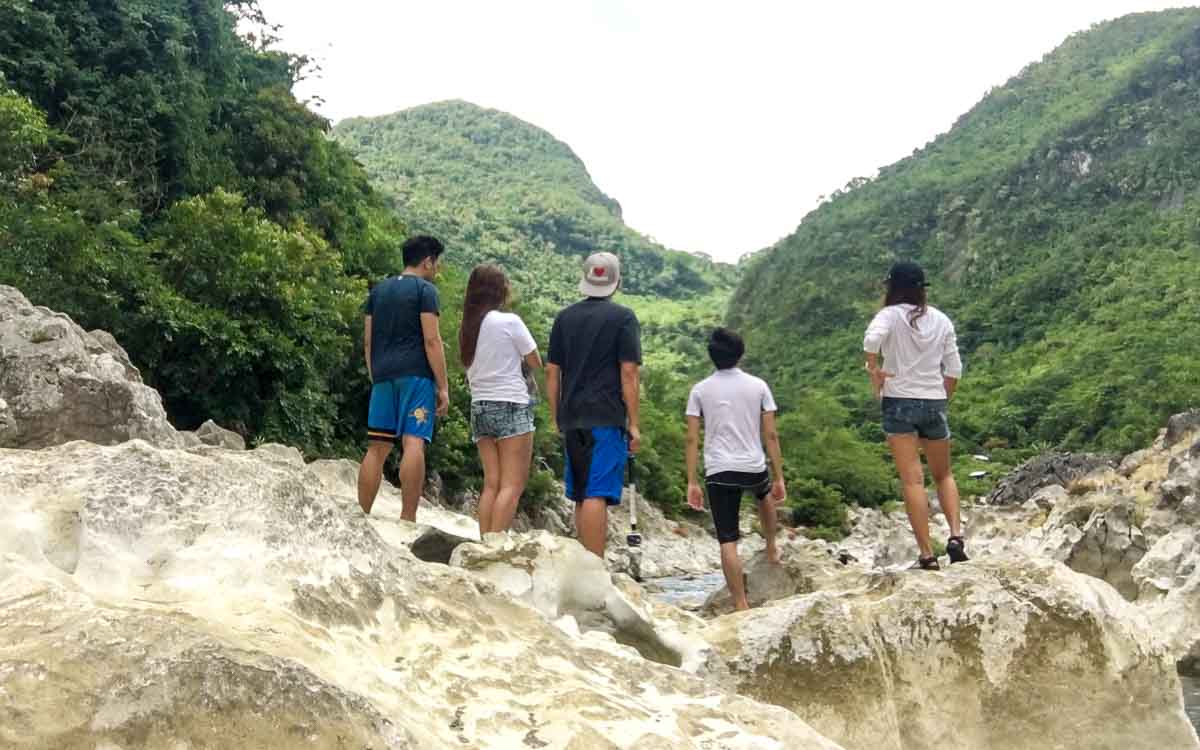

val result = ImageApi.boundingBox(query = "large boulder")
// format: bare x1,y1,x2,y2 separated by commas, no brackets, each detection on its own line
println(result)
0,286,180,449
0,440,840,749
450,531,706,671
1022,493,1149,600
702,554,1198,750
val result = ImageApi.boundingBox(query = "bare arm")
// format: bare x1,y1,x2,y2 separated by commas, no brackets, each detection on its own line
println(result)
685,415,703,510
944,375,959,400
621,361,641,452
523,350,543,370
864,351,891,400
363,316,373,381
545,363,561,432
420,312,450,417
761,411,787,503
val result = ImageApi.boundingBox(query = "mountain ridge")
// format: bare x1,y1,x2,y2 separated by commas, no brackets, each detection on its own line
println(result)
730,8,1200,475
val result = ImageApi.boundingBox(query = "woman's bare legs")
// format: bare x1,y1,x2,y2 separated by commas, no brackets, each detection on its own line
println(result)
887,433,934,559
922,438,962,537
489,432,533,533
475,438,500,534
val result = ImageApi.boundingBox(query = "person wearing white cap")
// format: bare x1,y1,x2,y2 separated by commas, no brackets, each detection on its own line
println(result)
546,252,642,557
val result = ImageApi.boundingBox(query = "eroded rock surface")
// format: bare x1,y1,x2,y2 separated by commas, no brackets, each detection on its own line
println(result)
702,554,1197,750
0,441,840,749
0,286,180,449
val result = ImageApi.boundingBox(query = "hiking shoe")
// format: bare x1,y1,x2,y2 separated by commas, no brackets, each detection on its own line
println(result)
917,555,941,571
947,536,969,564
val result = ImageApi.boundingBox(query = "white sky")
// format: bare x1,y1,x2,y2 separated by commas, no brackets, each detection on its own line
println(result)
257,0,1193,262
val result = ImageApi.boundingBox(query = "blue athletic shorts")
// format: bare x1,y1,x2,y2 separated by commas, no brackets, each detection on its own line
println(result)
563,427,627,505
367,376,436,443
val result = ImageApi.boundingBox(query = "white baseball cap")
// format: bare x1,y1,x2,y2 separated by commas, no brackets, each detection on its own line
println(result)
579,252,621,298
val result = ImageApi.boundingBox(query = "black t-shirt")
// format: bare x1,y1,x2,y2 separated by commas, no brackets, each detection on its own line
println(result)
547,297,642,430
364,275,440,382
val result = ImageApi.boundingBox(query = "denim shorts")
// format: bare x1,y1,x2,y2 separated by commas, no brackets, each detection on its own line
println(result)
470,400,535,442
882,397,951,440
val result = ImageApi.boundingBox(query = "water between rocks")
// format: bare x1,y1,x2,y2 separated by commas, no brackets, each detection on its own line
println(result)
647,574,1200,736
1182,675,1200,734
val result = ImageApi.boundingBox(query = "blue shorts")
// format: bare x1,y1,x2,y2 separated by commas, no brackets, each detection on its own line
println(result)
882,397,951,441
563,427,627,505
367,377,436,443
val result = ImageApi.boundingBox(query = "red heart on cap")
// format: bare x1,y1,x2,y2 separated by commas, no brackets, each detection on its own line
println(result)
593,267,606,277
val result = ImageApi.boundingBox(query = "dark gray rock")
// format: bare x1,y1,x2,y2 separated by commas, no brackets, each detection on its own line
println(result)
986,452,1118,506
409,525,476,565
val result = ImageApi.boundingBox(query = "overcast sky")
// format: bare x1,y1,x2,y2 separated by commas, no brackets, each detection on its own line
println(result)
257,1,1193,262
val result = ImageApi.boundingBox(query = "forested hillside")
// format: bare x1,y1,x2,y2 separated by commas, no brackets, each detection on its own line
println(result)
333,100,748,512
333,101,727,313
0,3,728,516
730,9,1200,523
0,0,408,457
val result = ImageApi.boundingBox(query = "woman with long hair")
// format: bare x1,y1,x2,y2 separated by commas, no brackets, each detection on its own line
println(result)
863,261,968,570
460,264,542,534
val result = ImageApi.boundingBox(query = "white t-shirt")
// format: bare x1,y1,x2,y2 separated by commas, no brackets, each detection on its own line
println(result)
467,311,538,404
863,304,963,400
686,368,778,476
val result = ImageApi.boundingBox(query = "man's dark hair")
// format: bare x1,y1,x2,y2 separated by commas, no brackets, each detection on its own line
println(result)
402,235,445,268
708,327,744,370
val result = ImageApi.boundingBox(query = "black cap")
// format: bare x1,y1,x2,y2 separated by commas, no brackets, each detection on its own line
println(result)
886,261,929,289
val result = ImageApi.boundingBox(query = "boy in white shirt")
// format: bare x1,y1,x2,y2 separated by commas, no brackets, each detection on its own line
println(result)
685,328,786,611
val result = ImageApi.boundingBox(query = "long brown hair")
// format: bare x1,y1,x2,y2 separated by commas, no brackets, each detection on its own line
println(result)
883,282,928,328
460,264,510,368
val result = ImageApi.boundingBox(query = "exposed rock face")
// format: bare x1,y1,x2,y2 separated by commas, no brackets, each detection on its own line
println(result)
835,506,923,569
702,555,1198,750
1022,493,1149,600
0,286,180,449
985,452,1118,506
0,440,840,749
451,531,706,671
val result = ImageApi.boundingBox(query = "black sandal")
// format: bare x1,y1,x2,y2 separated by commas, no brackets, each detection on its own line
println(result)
947,536,969,564
918,555,941,571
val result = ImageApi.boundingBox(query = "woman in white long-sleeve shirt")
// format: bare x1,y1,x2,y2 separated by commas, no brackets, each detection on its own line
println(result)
863,261,967,570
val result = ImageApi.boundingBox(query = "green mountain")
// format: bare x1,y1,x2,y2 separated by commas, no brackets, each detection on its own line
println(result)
332,101,730,317
729,9,1200,505
334,101,744,510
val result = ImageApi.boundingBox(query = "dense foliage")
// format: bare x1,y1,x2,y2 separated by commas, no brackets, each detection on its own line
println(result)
730,9,1200,530
0,0,403,456
0,3,731,519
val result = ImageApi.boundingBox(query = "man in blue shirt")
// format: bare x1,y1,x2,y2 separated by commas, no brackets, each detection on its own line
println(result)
357,236,450,519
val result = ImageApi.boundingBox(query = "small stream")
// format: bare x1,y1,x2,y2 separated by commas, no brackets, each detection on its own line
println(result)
647,575,1200,736
643,571,724,611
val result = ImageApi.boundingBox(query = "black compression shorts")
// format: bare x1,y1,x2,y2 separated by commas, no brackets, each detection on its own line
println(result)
706,470,772,544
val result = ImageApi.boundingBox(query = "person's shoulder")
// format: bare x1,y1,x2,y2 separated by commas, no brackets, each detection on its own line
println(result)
611,301,638,320
926,305,953,325
744,371,772,390
692,373,717,393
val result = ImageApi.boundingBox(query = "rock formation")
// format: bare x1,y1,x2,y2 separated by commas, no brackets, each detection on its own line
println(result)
702,555,1196,750
0,286,180,449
